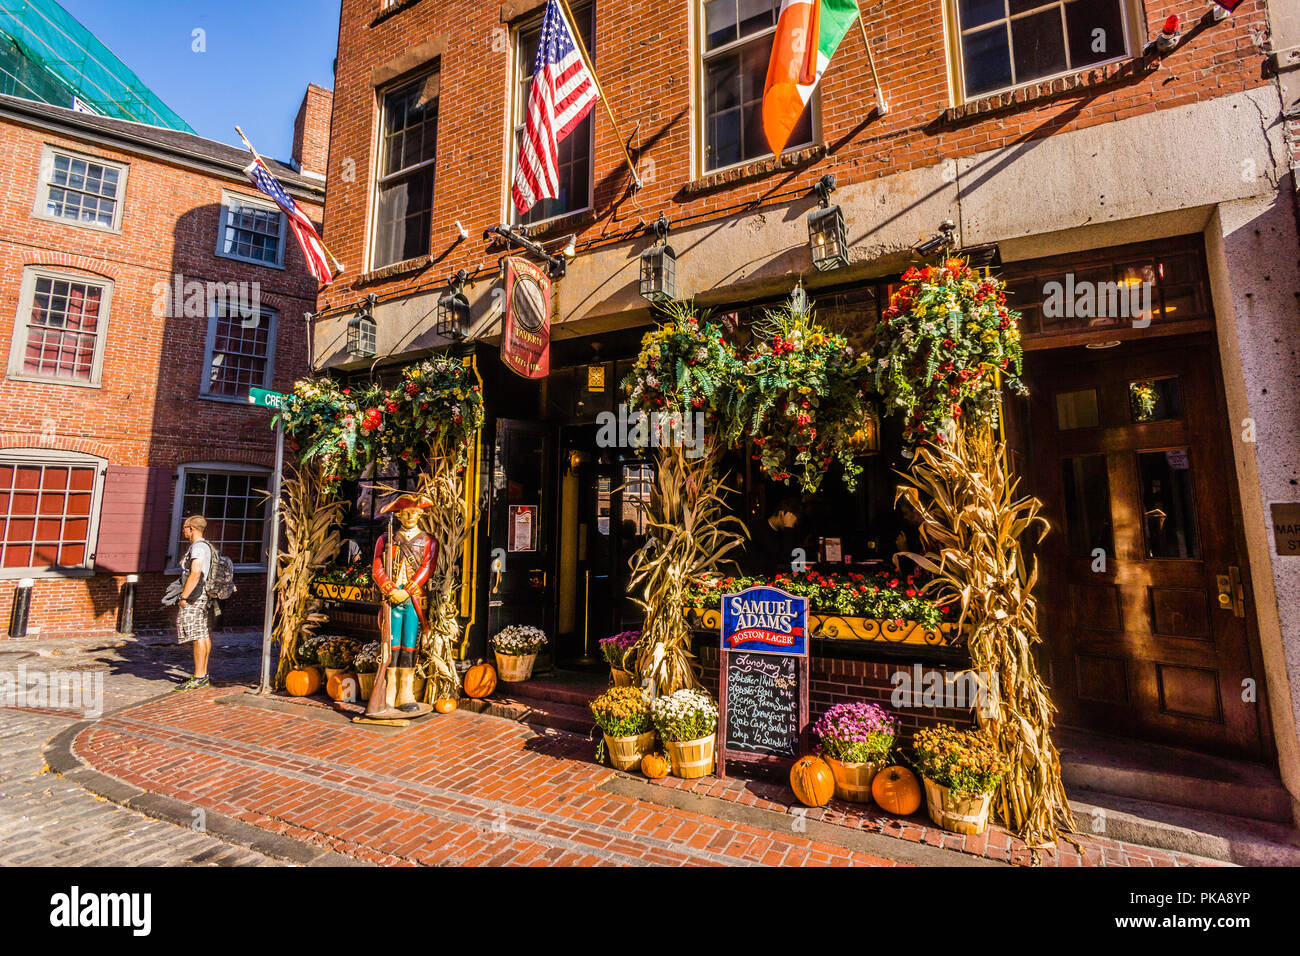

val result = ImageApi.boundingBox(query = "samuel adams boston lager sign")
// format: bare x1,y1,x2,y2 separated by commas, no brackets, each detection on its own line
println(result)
718,585,810,777
500,256,551,379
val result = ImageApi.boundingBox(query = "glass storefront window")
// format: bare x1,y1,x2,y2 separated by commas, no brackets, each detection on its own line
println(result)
1138,448,1200,559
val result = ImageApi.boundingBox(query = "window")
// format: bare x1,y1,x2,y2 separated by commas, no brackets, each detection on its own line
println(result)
953,0,1130,99
7,268,112,387
217,193,286,268
170,465,271,569
372,72,439,269
700,0,813,172
201,303,278,400
0,450,104,575
33,147,127,232
511,3,595,225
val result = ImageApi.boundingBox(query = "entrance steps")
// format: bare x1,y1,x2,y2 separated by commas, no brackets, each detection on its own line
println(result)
469,667,606,737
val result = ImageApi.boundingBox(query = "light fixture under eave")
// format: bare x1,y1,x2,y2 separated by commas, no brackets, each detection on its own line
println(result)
436,269,471,340
346,294,378,359
639,214,677,304
1085,339,1123,350
807,173,849,272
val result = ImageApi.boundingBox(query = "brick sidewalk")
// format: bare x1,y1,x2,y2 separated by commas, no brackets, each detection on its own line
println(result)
66,687,1221,867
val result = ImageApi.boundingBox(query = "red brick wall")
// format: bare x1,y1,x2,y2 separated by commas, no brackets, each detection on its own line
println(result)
320,0,1270,306
293,84,334,177
0,114,324,637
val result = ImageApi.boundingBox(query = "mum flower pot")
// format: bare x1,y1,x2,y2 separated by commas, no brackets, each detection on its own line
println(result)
923,777,993,834
357,672,376,701
323,666,347,683
603,731,657,771
664,734,715,779
824,757,882,803
495,651,537,683
610,667,634,687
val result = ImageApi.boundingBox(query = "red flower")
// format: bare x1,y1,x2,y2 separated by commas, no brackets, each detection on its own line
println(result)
906,588,917,597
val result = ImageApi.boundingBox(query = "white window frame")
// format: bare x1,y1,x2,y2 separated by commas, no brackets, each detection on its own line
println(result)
695,0,820,177
167,462,273,573
215,190,287,269
507,2,596,228
947,0,1137,103
368,70,441,272
0,448,106,580
31,145,128,234
7,266,113,388
199,301,279,404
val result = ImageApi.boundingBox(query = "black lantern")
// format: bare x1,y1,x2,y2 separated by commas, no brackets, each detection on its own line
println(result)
639,214,677,303
436,270,471,340
807,174,849,272
346,294,377,358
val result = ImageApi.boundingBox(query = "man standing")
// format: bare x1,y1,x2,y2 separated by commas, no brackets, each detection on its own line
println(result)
175,515,213,691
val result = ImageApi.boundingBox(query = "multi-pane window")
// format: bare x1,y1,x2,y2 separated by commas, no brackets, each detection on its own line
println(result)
512,3,594,225
38,149,125,230
372,72,439,269
9,271,110,385
955,0,1129,99
178,469,269,566
203,305,276,399
218,195,285,267
0,459,99,570
701,0,813,172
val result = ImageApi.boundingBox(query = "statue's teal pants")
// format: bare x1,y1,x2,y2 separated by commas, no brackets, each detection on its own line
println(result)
389,600,419,650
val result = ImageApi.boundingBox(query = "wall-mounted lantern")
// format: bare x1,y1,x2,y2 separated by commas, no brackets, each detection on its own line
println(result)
436,269,471,340
807,174,849,272
639,214,677,304
346,293,378,358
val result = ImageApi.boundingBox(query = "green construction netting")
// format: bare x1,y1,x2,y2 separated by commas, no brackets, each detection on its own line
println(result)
0,0,192,131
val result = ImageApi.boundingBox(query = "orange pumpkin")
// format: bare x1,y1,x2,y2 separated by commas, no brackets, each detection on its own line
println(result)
434,697,458,714
641,752,669,779
463,662,497,699
790,755,835,807
285,667,322,697
327,672,358,702
872,765,923,816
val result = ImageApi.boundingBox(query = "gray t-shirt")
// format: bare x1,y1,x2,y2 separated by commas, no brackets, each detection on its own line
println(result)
186,540,212,592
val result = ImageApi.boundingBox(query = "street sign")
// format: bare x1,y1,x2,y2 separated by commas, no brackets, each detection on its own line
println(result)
248,387,285,409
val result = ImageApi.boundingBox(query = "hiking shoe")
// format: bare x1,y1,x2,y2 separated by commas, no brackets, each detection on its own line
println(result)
172,676,210,692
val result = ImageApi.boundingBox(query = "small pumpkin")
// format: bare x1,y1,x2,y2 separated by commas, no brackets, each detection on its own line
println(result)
326,672,358,702
434,697,458,714
463,662,497,699
641,752,669,779
285,666,322,697
872,765,923,816
790,754,835,807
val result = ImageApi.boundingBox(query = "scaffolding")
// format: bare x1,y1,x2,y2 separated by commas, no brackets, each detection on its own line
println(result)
0,0,192,131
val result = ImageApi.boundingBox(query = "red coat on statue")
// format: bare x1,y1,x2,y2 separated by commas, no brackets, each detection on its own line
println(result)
372,531,438,630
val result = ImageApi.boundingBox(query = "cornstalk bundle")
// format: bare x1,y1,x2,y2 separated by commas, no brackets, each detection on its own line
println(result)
271,463,346,688
412,439,478,702
628,442,747,695
895,421,1077,853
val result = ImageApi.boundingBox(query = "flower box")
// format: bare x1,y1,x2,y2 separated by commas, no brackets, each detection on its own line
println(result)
684,607,956,647
310,578,379,603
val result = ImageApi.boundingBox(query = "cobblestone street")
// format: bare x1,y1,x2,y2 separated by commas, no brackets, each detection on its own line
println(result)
0,630,285,866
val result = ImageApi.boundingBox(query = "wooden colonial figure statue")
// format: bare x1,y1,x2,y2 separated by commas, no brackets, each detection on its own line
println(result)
372,494,439,713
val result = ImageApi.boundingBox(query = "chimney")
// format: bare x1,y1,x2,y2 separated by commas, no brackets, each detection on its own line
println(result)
292,84,333,178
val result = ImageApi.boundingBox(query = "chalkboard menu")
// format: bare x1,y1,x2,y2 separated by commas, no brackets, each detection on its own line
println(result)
718,586,809,777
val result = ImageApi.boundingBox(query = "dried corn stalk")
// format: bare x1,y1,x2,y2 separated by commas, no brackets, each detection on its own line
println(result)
628,442,747,695
271,463,346,688
895,420,1077,853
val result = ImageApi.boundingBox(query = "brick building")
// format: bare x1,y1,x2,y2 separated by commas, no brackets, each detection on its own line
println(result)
311,0,1300,826
0,87,330,637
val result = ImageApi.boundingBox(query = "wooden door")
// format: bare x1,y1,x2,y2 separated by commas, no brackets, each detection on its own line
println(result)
1023,335,1265,758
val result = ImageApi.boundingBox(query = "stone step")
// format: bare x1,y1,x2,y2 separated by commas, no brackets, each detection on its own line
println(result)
468,692,596,736
1066,790,1300,866
1056,727,1294,824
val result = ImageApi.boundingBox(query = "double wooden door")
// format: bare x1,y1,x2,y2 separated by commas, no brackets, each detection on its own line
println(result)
1023,335,1267,759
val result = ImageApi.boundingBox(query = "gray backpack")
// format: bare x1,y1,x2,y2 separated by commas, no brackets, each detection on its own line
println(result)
205,545,237,601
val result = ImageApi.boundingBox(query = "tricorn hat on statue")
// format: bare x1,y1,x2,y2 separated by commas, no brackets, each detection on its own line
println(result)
380,493,435,515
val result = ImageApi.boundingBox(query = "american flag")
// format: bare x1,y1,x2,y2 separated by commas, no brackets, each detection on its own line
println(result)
244,159,335,285
511,0,598,215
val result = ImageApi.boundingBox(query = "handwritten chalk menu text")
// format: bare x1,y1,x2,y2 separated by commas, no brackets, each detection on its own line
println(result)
718,585,809,777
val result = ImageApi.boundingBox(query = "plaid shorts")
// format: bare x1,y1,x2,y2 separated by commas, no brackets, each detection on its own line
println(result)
177,592,210,644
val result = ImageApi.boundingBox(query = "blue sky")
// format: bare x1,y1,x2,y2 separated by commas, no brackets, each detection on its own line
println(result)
59,0,340,163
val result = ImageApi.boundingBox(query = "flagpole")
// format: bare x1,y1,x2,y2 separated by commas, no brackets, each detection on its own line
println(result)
555,0,642,189
851,0,888,115
234,125,346,276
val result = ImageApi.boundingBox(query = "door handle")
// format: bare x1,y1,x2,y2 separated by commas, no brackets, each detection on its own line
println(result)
1216,567,1245,618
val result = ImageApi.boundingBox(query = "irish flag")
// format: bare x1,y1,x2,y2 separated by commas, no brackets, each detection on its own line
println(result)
762,0,858,156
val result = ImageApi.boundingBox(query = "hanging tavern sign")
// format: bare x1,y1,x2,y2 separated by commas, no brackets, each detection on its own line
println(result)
500,256,551,379
718,585,810,777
